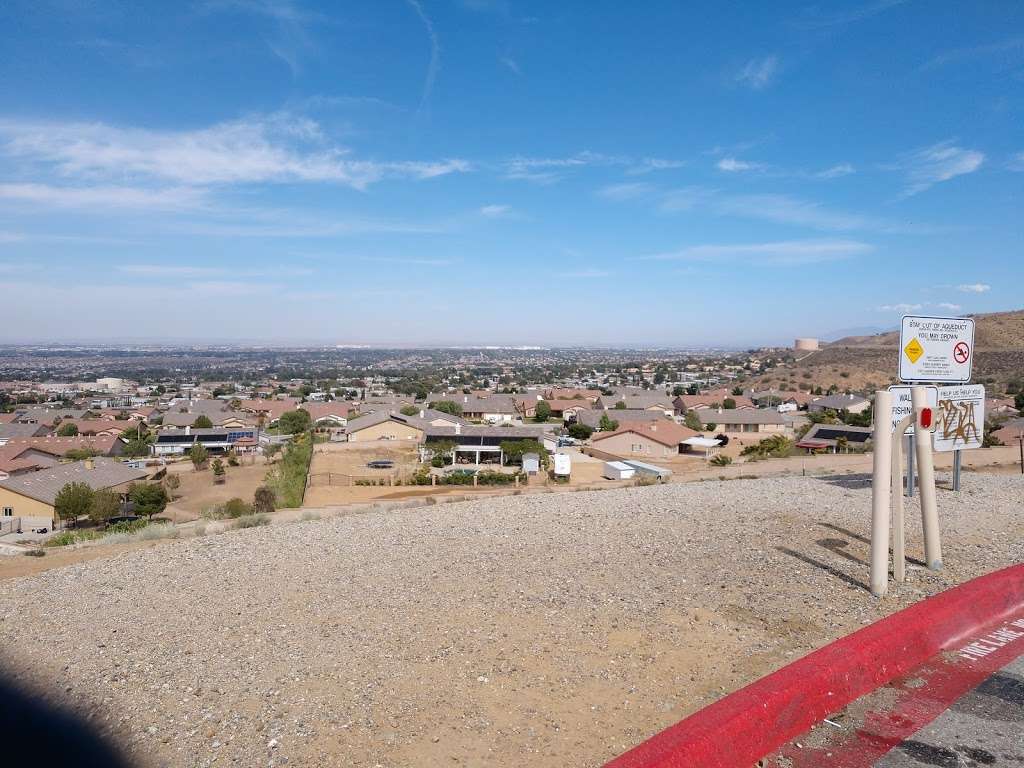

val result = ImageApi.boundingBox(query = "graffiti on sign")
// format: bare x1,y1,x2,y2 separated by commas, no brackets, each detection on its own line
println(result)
937,399,979,445
934,384,985,452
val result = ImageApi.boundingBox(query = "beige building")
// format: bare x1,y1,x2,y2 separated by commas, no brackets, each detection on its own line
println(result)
699,408,788,434
344,411,427,442
0,458,149,529
591,420,699,459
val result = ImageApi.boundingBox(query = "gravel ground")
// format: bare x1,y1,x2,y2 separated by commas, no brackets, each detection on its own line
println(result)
1,473,1021,768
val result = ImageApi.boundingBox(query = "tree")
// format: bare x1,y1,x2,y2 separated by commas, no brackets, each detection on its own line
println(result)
433,400,463,417
835,436,849,454
64,447,99,461
534,401,552,422
1015,392,1024,412
163,473,180,500
278,409,313,435
684,410,703,431
672,385,685,397
567,422,594,440
56,422,79,437
192,414,213,429
613,401,627,410
130,483,168,520
598,413,619,432
400,405,420,417
211,458,226,483
89,488,121,525
687,384,700,396
263,443,282,462
499,439,548,467
54,482,93,528
731,386,744,396
189,442,208,470
124,438,150,458
723,397,737,410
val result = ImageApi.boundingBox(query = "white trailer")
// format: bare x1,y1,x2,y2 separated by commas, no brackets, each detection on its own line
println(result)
603,461,635,481
553,452,571,477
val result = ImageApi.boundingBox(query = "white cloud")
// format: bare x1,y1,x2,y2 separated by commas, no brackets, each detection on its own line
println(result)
735,56,779,89
479,204,512,218
503,151,608,183
499,56,521,74
717,157,763,172
1009,152,1024,172
0,182,204,210
957,283,991,293
626,157,687,175
893,141,984,197
0,115,470,190
596,182,654,201
711,193,873,231
877,303,923,312
935,302,962,311
639,239,874,265
406,0,440,112
816,163,856,179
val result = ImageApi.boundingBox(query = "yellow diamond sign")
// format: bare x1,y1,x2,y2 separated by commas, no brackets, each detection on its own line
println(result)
904,337,924,364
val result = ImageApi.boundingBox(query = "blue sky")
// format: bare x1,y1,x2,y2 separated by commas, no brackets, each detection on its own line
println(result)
0,0,1021,346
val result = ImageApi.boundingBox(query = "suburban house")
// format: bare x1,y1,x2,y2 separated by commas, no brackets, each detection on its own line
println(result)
0,458,149,530
53,419,135,438
238,398,302,424
9,407,88,424
345,411,429,442
796,423,873,452
421,424,545,465
543,388,601,402
300,401,359,426
673,394,754,414
412,409,471,429
159,407,255,429
696,408,788,434
574,409,668,430
992,418,1024,447
542,400,590,419
428,394,518,424
808,393,871,415
0,435,124,464
986,397,1020,417
596,393,674,415
0,422,52,443
590,420,699,459
152,427,261,456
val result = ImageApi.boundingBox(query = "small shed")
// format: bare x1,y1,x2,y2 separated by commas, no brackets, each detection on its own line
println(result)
603,461,635,481
522,452,540,475
553,453,571,477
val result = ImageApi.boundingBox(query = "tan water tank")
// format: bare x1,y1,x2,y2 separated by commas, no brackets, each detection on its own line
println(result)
794,338,819,351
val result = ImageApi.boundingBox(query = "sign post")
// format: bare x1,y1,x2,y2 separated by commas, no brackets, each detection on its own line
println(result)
889,385,937,497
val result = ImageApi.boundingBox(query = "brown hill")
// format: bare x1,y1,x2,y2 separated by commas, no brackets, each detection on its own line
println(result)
754,309,1024,394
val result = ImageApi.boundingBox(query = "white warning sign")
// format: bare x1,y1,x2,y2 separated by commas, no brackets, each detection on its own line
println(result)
898,315,975,383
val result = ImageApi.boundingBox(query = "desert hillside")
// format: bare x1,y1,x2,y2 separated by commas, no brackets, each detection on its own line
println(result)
756,309,1024,393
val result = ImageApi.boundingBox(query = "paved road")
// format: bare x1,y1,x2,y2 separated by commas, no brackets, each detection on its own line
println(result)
874,655,1024,767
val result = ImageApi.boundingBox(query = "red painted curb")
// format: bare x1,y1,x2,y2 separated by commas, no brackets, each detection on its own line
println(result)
603,563,1024,768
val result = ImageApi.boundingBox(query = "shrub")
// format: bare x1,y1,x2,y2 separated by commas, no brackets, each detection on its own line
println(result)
234,513,270,529
299,510,320,522
567,422,594,440
253,485,276,515
222,498,253,518
265,435,313,508
23,548,45,557
710,454,733,466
